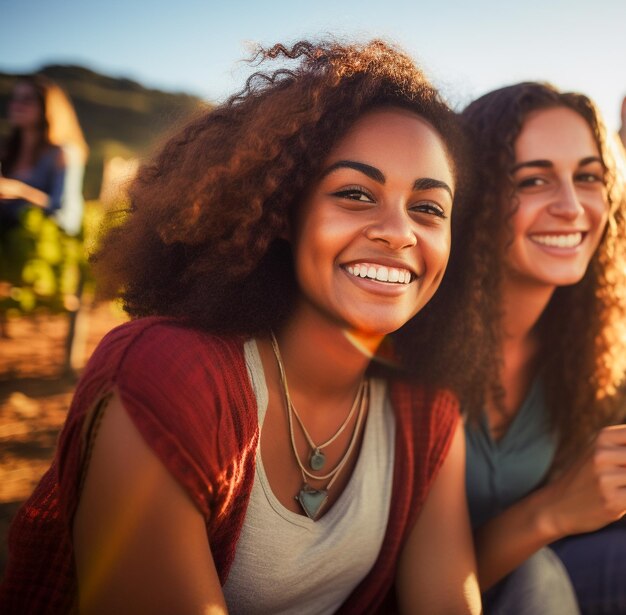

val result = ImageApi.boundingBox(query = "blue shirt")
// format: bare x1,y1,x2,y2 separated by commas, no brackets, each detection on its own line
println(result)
465,378,558,528
5,144,84,236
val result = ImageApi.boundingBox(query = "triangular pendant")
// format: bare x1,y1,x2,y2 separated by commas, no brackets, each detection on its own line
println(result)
296,485,328,521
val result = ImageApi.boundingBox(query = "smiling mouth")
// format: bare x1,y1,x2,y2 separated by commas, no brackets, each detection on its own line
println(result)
344,263,415,284
529,232,585,248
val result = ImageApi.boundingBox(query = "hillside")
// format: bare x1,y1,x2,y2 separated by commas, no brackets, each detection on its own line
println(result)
0,65,208,198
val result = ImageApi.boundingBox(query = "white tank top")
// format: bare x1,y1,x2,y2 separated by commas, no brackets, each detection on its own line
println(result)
222,339,396,615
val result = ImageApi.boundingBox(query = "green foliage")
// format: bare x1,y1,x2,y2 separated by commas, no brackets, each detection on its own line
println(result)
0,201,105,315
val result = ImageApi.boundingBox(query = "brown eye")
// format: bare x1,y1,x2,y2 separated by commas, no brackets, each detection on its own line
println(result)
517,177,547,189
332,187,375,203
575,172,603,184
410,202,447,219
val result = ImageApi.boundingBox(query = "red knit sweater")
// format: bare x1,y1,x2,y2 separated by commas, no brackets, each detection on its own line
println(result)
0,317,459,614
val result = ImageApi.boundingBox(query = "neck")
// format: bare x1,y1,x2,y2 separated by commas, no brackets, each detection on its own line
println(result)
20,128,40,150
500,275,555,346
271,305,379,403
17,129,42,166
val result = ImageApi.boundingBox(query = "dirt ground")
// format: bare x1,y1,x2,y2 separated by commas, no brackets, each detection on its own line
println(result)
0,303,127,576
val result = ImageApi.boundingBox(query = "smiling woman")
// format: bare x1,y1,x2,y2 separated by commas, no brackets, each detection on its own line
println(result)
504,107,609,289
0,40,481,614
455,82,626,614
291,109,454,338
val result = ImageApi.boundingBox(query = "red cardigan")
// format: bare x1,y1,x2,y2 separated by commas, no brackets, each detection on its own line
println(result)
0,317,459,614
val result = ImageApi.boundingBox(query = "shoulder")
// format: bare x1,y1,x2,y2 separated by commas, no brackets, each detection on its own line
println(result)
63,317,258,518
39,144,65,167
87,316,247,379
72,317,254,444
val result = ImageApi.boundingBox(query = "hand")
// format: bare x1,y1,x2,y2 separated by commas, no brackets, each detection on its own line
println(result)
544,425,626,536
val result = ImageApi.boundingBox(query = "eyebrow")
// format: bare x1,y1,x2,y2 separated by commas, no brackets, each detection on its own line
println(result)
413,177,453,197
321,160,385,184
511,155,604,173
321,159,453,197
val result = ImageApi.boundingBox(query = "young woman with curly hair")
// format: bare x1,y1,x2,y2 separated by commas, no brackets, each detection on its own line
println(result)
0,40,481,614
458,82,626,614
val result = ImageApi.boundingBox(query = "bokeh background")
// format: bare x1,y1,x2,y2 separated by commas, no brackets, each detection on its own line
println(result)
1,0,625,574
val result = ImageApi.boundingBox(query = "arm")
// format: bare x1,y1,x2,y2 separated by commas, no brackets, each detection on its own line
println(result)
475,424,626,590
396,422,482,615
0,177,50,208
0,148,67,212
73,391,228,615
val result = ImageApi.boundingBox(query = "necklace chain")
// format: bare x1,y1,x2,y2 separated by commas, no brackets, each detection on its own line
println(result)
291,378,363,454
270,333,368,485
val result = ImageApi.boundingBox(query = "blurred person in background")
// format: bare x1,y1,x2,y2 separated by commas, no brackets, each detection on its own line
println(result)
0,74,88,236
457,82,626,614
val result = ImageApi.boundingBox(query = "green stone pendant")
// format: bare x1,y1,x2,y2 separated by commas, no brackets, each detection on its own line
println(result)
296,484,328,520
309,448,326,471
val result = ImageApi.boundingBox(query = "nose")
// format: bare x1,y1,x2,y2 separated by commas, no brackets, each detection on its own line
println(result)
547,179,585,220
363,204,417,250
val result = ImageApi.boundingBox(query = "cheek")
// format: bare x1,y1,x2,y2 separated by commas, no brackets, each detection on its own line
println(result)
421,230,451,278
509,204,534,241
592,201,609,231
588,205,610,251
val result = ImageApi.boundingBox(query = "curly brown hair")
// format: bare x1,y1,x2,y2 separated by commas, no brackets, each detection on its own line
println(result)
458,82,626,466
93,39,475,389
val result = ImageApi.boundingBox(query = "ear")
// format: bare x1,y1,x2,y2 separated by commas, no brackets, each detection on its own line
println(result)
621,96,626,123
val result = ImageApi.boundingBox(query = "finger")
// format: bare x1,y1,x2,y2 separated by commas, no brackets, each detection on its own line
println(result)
592,471,626,511
598,425,626,446
591,444,626,469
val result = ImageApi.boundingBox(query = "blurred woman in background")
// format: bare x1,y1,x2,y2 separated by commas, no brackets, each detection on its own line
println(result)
0,74,88,236
457,82,626,614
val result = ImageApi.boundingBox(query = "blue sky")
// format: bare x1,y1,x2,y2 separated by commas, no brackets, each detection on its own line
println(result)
2,0,625,130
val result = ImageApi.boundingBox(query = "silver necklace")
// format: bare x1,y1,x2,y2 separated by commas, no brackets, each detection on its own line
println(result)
270,333,369,520
290,379,363,471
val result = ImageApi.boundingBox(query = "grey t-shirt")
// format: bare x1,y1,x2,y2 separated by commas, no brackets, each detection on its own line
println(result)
465,378,558,528
222,339,396,614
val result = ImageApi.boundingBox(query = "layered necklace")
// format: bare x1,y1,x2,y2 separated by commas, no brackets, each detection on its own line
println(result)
270,333,369,521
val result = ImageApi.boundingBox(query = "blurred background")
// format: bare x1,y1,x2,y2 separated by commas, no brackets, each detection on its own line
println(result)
1,0,625,573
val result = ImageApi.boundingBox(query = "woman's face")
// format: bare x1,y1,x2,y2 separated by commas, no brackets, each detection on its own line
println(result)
8,82,43,130
291,107,455,337
504,106,609,289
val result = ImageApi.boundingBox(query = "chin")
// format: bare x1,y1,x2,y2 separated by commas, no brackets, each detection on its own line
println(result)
344,315,405,338
553,276,587,288
542,268,589,288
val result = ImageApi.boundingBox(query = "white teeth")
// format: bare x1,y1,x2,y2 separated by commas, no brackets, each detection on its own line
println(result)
345,263,413,285
375,267,389,282
530,232,583,248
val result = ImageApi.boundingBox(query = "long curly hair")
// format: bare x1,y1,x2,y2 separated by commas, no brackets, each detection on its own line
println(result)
92,39,476,389
1,74,88,171
458,82,626,466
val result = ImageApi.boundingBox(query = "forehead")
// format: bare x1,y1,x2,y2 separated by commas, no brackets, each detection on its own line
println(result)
515,107,599,162
13,81,37,96
326,108,455,189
